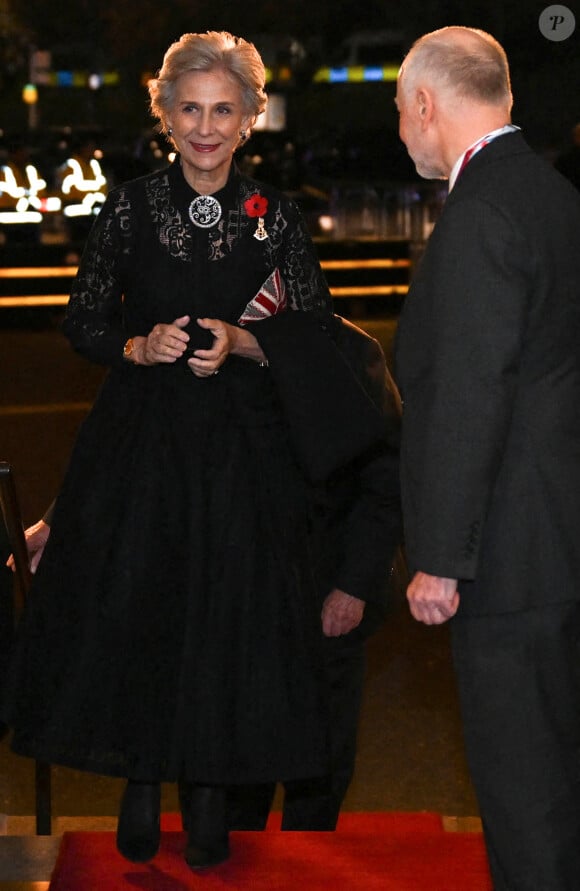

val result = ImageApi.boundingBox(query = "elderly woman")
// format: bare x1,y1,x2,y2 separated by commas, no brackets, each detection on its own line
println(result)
2,32,385,871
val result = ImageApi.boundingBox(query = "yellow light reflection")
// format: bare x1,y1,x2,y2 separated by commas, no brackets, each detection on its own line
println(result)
321,259,409,270
330,285,408,297
0,267,77,279
0,295,69,306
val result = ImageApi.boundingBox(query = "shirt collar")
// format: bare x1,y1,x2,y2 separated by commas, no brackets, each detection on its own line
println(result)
448,124,520,191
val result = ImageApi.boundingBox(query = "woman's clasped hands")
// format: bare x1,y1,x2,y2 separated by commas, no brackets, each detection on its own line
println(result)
134,315,235,377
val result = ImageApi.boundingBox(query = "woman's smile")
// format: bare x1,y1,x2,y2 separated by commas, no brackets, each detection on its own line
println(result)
167,68,252,193
190,142,221,153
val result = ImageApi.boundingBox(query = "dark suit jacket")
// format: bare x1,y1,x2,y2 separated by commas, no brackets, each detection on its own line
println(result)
395,131,580,616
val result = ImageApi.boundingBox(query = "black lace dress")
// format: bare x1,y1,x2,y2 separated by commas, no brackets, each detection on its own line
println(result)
3,159,333,785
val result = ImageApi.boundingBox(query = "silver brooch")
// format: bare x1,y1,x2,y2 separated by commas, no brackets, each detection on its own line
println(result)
188,195,222,228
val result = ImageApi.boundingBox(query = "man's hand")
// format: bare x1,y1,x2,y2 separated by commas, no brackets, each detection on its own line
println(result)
6,519,51,574
321,588,365,637
406,571,459,625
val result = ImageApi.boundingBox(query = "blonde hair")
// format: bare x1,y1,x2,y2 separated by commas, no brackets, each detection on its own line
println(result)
148,31,268,134
399,26,512,109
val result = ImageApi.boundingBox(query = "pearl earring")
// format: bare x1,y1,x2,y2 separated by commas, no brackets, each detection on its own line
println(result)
240,130,247,141
167,128,173,136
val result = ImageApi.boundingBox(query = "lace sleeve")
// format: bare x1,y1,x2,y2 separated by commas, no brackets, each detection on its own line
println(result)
278,198,332,319
62,187,134,366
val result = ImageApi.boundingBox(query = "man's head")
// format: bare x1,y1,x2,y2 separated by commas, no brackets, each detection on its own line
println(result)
396,27,513,179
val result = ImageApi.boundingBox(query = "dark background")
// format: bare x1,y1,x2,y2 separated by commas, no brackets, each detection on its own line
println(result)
1,0,579,153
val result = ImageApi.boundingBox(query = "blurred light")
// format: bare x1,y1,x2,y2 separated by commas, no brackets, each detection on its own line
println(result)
64,205,92,217
0,266,76,278
362,66,384,82
63,192,105,218
0,210,42,223
22,83,38,104
329,67,348,83
0,295,69,307
253,94,286,132
39,197,63,212
56,71,74,87
318,215,335,234
330,285,408,297
46,70,119,87
30,50,52,85
313,65,399,84
321,258,410,270
263,66,292,84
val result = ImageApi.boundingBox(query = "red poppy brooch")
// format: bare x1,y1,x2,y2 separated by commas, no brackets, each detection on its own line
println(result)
244,193,269,241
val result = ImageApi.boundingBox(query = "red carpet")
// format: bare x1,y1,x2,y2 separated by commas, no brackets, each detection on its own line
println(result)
49,812,492,890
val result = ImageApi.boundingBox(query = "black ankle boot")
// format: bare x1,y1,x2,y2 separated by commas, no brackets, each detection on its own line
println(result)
116,780,161,863
182,783,230,870
185,836,230,870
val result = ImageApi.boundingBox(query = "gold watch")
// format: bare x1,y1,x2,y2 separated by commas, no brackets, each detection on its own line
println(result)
123,338,135,362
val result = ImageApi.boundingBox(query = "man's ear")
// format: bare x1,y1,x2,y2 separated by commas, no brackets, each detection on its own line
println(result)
416,88,434,128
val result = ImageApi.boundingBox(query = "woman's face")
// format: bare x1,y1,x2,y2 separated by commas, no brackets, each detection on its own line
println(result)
166,67,252,192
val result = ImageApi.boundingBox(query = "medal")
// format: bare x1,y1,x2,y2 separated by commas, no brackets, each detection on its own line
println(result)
244,193,269,241
253,217,268,241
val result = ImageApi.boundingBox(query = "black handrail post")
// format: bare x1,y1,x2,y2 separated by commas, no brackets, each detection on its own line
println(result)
0,463,32,624
0,461,52,835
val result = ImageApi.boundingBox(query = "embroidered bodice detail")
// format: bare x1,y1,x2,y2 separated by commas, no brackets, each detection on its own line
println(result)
62,161,332,365
146,171,192,260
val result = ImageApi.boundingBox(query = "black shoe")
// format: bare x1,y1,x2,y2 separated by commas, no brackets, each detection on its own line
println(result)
184,836,230,870
182,783,230,870
116,780,161,863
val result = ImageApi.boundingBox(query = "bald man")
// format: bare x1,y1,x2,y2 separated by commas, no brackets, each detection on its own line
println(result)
394,27,580,890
